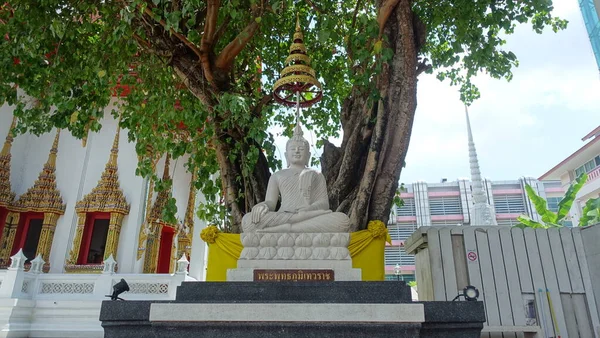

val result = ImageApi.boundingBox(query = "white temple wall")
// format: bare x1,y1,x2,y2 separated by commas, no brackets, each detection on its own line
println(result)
2,102,209,275
50,128,87,272
172,154,192,224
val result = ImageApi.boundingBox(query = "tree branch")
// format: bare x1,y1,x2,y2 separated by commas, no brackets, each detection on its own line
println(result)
142,6,202,59
304,0,323,14
200,0,220,85
214,19,260,71
250,93,273,118
377,0,401,38
133,33,152,49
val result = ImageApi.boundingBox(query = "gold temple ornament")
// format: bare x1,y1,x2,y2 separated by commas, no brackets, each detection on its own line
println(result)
0,130,66,266
272,15,323,109
66,124,130,272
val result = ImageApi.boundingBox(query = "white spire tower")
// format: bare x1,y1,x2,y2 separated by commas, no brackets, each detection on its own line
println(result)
465,105,496,226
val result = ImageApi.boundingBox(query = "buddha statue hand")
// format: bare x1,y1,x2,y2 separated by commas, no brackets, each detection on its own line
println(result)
251,202,269,224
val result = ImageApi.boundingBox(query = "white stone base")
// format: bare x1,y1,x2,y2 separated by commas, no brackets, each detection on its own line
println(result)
150,303,425,323
237,259,353,269
227,267,362,281
231,232,361,281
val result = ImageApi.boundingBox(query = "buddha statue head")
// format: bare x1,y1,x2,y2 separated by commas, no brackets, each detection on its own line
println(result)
285,124,310,168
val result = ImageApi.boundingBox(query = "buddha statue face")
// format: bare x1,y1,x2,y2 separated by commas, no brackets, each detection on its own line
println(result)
285,137,310,168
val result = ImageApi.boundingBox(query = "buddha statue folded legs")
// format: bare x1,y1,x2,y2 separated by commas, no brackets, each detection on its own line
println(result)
241,125,350,233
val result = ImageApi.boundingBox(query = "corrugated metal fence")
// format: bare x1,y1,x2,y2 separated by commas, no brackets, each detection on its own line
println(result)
406,226,600,338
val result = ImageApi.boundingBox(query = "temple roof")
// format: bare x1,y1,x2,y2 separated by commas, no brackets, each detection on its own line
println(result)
11,130,66,214
76,124,130,214
0,117,17,208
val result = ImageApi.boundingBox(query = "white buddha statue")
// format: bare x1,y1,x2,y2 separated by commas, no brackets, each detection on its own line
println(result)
241,125,350,233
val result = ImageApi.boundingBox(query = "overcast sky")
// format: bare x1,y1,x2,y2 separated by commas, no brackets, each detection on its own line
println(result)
400,1,600,184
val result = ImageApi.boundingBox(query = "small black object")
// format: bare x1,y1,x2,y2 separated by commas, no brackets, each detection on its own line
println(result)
106,278,130,301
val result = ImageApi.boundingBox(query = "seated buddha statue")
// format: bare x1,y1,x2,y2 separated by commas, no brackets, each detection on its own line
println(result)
241,125,350,233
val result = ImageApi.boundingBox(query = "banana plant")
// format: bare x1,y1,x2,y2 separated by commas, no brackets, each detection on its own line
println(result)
579,198,600,227
516,173,588,229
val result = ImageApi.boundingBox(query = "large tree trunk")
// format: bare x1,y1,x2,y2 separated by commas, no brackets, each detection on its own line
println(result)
322,0,419,231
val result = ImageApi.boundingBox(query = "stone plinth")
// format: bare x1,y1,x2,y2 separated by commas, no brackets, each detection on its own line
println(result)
100,281,486,338
229,232,361,281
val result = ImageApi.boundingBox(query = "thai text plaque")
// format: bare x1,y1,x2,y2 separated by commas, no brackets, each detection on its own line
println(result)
253,269,334,282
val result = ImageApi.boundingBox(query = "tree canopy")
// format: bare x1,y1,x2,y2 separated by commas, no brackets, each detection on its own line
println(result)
0,0,566,232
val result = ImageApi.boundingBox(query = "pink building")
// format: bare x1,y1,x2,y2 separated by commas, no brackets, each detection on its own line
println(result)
539,126,600,225
385,177,564,281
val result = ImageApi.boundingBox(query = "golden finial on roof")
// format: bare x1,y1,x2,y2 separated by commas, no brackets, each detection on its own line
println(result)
184,171,197,229
47,129,61,168
1,116,17,156
109,118,121,166
0,116,17,207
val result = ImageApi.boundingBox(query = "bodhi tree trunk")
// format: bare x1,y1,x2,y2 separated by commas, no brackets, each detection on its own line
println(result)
322,0,422,231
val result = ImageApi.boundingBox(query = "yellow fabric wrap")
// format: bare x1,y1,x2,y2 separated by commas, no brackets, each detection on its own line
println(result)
201,222,390,282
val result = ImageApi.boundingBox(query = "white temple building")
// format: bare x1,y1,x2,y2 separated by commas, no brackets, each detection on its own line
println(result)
0,100,208,337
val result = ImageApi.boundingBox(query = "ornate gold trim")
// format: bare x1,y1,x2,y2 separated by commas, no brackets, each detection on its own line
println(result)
68,124,130,266
273,75,322,91
104,212,124,260
0,212,19,265
67,212,87,265
285,54,311,65
10,130,66,214
280,65,316,77
64,264,105,274
0,116,17,208
75,125,130,215
4,130,65,267
143,154,175,273
177,172,196,261
36,212,60,262
289,42,307,53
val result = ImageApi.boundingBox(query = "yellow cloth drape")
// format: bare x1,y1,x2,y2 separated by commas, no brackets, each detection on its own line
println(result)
202,221,390,282
205,233,243,282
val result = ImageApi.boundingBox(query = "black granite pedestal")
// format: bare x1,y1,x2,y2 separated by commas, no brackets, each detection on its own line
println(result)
100,281,484,338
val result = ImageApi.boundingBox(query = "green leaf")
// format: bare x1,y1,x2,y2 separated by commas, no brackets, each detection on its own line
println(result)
318,30,331,43
516,215,547,229
524,184,556,224
373,40,383,54
579,197,600,227
557,173,588,221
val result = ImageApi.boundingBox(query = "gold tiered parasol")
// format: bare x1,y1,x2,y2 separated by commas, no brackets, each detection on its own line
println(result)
273,15,323,113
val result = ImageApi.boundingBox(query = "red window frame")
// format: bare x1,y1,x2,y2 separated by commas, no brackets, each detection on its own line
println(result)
11,212,44,256
156,226,175,274
77,212,111,265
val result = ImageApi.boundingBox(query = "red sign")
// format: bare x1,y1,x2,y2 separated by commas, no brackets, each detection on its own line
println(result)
467,251,478,262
